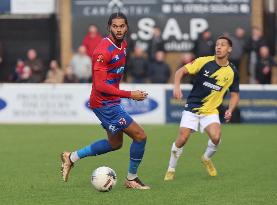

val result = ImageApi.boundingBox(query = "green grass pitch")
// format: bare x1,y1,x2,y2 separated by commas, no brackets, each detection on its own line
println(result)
0,124,276,205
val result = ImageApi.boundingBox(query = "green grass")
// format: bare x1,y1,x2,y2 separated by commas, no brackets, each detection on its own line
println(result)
0,124,276,205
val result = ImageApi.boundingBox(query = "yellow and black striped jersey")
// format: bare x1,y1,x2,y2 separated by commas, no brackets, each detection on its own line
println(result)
184,56,239,115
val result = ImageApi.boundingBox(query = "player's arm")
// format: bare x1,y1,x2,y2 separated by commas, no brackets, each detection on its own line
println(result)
224,92,240,122
93,53,147,100
94,70,147,100
174,57,204,99
225,70,240,122
94,70,130,98
174,66,189,99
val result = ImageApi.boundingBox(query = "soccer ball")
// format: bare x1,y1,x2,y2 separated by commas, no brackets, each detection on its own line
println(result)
91,166,117,192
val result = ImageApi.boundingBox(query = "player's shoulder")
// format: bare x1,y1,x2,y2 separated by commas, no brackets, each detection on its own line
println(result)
196,56,215,64
229,61,238,73
93,38,111,56
95,38,110,51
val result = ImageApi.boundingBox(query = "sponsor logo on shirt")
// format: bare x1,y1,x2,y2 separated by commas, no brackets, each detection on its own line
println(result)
203,81,222,91
116,66,124,74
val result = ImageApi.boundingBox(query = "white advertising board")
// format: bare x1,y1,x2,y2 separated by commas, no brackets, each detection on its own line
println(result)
0,84,165,124
11,0,55,14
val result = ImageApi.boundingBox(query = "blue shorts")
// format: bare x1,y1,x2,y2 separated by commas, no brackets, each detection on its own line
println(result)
93,104,133,136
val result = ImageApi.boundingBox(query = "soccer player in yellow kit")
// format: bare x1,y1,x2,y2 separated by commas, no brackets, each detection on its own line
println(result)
164,36,240,180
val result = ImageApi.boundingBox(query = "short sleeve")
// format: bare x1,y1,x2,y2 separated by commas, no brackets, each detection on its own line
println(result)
229,70,239,92
184,57,212,75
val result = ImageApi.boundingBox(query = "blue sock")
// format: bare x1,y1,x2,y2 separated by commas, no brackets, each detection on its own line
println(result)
128,139,146,174
77,139,114,158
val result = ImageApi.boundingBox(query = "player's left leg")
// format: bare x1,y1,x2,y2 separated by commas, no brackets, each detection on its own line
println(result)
73,131,123,160
123,121,150,189
61,132,123,182
200,116,221,176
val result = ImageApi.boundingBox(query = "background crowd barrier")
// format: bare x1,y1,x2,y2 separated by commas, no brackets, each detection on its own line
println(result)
0,84,276,124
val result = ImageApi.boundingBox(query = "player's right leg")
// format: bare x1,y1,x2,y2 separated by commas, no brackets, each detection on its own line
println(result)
164,111,198,181
61,106,125,182
164,127,191,181
123,121,150,190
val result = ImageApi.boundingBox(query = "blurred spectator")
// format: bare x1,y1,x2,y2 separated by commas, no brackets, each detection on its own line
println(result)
0,41,3,69
44,60,64,83
178,52,195,84
147,26,165,61
193,29,214,57
25,49,45,83
13,59,32,82
127,45,148,83
63,65,79,83
70,45,92,83
245,27,266,84
82,25,102,57
255,46,276,84
148,51,171,83
228,27,246,69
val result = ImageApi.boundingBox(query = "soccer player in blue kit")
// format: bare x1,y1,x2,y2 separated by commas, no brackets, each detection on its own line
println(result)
61,12,150,189
164,36,240,180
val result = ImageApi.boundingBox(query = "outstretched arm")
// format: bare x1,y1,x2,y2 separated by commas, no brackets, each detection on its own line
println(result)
224,92,240,122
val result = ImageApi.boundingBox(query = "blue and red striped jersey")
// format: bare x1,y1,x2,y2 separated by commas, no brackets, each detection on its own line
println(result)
89,37,131,108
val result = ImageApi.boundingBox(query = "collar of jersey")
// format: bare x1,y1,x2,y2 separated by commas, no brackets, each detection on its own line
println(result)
214,56,230,67
105,37,123,50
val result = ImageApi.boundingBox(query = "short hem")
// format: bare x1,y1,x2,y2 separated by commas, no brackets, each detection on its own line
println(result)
200,121,220,133
180,125,197,132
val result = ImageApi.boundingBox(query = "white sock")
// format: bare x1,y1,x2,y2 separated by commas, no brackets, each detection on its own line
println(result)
203,139,220,160
70,151,80,163
168,142,183,171
127,173,138,180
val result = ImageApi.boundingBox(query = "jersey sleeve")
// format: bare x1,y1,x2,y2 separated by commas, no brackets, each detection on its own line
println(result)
184,57,211,75
229,70,239,92
93,50,110,71
93,49,131,98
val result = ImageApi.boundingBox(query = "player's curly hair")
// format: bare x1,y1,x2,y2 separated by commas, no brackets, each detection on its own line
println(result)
107,12,129,29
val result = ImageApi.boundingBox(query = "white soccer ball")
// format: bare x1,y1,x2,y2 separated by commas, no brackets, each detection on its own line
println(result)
91,166,117,192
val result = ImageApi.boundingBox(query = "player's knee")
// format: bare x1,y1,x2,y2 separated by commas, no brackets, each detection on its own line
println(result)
211,131,221,145
134,129,147,142
179,129,190,142
111,142,123,150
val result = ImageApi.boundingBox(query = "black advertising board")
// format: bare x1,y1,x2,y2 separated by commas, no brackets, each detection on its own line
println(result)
72,0,251,51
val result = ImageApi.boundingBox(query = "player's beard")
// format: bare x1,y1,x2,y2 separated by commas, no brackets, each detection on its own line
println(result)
111,30,126,44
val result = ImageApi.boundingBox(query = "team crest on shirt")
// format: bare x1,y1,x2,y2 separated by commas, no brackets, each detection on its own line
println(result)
96,54,104,63
204,70,210,77
223,76,229,82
